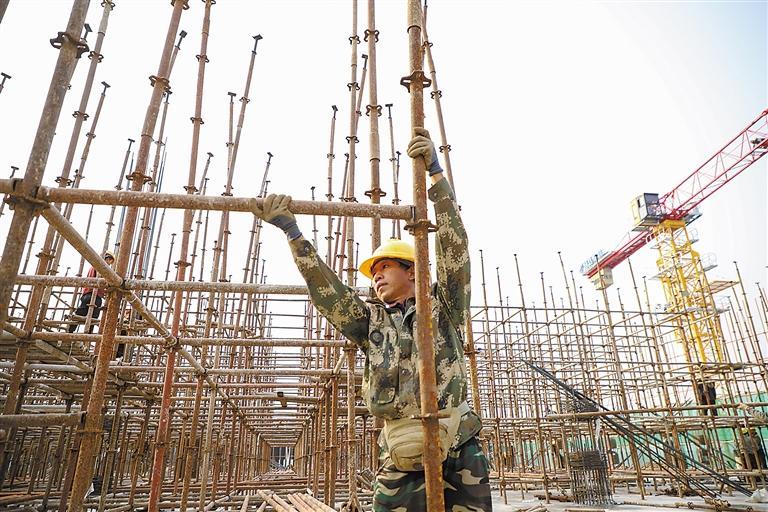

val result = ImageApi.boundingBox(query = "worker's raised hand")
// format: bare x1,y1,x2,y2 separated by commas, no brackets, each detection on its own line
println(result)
406,127,443,176
252,194,302,240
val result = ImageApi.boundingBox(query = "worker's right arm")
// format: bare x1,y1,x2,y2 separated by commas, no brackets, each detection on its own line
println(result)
252,195,369,347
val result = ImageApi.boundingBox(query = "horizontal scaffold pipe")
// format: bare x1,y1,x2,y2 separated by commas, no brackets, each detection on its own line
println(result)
32,332,347,348
0,179,413,219
0,411,84,429
0,362,355,377
13,274,370,295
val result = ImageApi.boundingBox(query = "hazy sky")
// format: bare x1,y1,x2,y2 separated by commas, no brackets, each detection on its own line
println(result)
0,1,766,318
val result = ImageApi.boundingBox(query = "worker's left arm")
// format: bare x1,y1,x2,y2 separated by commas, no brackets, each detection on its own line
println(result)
407,129,471,327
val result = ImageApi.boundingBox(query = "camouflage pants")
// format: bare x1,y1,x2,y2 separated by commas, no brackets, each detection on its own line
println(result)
373,437,492,511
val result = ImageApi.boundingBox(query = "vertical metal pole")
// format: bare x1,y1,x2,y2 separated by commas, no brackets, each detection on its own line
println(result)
365,0,382,251
41,78,111,321
42,399,73,510
180,375,205,512
384,104,401,239
0,0,89,484
97,387,124,512
200,35,261,510
421,0,456,193
67,2,187,509
734,262,768,388
597,277,646,499
405,1,444,509
326,106,339,245
128,401,153,507
58,2,114,198
148,4,212,511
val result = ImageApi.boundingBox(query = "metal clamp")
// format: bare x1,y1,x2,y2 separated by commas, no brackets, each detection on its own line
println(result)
400,70,431,92
55,176,74,186
364,187,387,199
365,104,382,117
125,170,152,184
148,75,170,91
88,50,104,63
4,178,50,212
49,31,90,58
164,336,180,350
364,29,380,42
404,219,437,235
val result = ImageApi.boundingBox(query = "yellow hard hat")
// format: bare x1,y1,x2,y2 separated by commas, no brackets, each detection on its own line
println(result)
104,251,115,260
358,238,415,279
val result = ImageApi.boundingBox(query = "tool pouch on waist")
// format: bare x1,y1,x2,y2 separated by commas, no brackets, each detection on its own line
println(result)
383,405,462,472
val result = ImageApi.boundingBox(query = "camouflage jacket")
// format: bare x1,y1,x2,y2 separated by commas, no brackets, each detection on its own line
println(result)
289,178,482,447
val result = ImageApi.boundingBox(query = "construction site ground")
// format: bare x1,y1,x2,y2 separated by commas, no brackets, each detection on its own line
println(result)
490,490,768,512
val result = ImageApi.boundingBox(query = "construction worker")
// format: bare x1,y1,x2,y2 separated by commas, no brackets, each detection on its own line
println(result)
741,427,767,486
252,128,491,511
68,251,115,334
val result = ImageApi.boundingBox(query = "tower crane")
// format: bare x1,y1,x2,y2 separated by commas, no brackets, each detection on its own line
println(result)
580,109,768,406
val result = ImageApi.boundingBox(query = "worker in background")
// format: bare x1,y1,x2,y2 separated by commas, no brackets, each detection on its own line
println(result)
741,427,767,486
68,251,115,334
252,128,491,511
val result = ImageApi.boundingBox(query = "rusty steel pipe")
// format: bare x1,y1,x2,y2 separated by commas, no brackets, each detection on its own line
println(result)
421,1,456,193
0,0,90,489
325,106,339,269
66,1,188,509
366,0,383,252
2,321,26,339
405,1,445,510
180,376,204,511
200,36,263,510
29,331,347,348
41,79,112,325
97,386,124,512
149,6,213,511
57,1,113,199
0,179,413,220
0,412,83,429
342,4,361,507
384,105,402,239
102,139,134,254
0,0,88,325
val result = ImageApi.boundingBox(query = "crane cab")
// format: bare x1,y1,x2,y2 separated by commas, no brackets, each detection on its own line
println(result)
631,193,663,231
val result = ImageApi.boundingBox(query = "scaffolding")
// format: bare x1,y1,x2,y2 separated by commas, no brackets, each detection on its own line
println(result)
0,2,767,512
